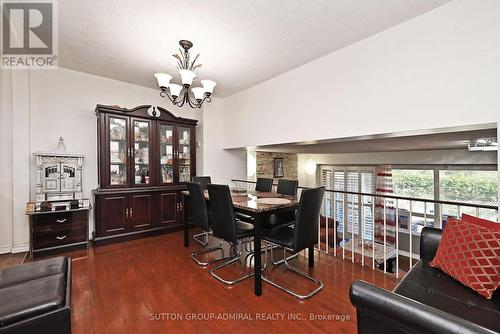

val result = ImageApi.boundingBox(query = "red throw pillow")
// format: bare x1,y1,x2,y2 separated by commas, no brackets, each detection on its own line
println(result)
462,213,499,229
429,219,500,299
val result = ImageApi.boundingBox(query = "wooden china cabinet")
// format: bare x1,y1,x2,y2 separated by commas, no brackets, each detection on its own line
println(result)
93,104,197,245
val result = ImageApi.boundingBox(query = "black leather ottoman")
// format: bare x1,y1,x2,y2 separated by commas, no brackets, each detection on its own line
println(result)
0,257,71,334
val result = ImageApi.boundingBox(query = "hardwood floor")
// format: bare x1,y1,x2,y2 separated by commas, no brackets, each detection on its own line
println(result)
0,252,26,269
61,231,399,334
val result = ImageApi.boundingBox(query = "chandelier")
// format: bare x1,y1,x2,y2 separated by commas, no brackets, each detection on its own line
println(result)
154,40,216,109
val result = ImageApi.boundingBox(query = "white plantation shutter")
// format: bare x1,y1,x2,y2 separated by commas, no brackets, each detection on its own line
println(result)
347,171,359,234
361,171,375,240
320,166,375,241
321,169,334,218
334,170,345,231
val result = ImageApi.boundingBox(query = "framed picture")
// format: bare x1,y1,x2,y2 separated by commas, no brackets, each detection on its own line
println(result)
274,158,284,178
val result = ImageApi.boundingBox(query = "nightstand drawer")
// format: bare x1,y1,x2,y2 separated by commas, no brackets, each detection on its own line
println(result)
33,224,87,249
33,211,86,232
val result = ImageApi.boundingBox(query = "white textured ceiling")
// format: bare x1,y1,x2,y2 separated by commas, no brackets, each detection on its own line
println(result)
59,0,451,97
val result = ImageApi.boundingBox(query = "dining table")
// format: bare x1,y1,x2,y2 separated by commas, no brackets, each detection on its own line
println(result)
181,188,308,297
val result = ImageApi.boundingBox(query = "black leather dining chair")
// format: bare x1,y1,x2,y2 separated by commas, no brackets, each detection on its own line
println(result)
276,179,298,196
262,186,325,299
192,176,211,190
255,177,273,192
236,177,273,223
266,179,299,227
187,182,224,266
190,176,212,245
207,184,263,285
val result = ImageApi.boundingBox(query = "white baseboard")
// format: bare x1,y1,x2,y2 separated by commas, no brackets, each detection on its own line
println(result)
0,245,12,254
11,243,29,253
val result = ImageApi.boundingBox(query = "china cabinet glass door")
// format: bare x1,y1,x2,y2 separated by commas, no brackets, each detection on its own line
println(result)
159,123,175,184
108,116,128,186
132,119,151,185
178,126,191,182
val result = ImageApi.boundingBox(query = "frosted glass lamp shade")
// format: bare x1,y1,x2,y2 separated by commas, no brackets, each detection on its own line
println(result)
200,79,216,95
191,87,204,101
178,69,196,86
169,83,183,98
154,73,172,88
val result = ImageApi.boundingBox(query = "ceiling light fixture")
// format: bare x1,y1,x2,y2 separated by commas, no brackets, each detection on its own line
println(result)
468,137,498,151
154,40,216,109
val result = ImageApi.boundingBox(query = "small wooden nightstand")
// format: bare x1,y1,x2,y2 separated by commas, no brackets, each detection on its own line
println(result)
27,207,90,259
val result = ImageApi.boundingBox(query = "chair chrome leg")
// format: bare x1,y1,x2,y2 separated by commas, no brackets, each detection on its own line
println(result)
262,245,323,300
211,242,267,285
245,238,276,253
244,237,253,252
270,245,298,265
193,231,210,246
191,239,226,267
244,247,268,271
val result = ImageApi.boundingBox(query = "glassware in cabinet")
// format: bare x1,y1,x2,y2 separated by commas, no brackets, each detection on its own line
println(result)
133,120,151,185
178,126,191,182
159,123,174,183
109,117,127,186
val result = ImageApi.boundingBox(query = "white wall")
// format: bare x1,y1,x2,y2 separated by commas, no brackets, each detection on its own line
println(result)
199,98,246,184
0,70,14,254
1,67,196,253
223,0,500,149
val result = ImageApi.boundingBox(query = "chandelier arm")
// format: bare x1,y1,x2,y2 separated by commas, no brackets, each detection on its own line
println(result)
160,89,177,105
202,96,212,104
185,89,202,108
176,94,186,108
194,91,212,108
197,95,211,108
187,95,198,108
179,91,191,108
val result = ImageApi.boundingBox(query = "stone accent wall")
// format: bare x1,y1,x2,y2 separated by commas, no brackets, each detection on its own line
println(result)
256,152,298,181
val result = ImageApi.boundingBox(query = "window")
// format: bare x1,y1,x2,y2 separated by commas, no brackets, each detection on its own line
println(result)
322,165,497,237
393,166,498,232
393,169,434,200
392,169,435,233
321,166,375,241
439,170,497,222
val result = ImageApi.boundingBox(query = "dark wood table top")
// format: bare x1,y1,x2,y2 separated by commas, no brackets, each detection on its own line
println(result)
182,189,298,213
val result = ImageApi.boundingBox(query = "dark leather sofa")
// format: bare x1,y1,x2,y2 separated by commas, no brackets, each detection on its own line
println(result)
0,257,71,334
350,227,499,334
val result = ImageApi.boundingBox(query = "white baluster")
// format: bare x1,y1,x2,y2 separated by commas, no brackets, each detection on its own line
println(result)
326,192,329,254
361,194,365,267
383,200,387,274
409,200,413,268
333,193,337,257
372,196,375,270
396,199,399,279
